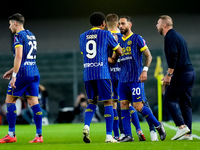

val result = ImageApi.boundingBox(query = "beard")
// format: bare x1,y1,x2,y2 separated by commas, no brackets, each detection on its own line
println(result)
120,28,129,35
158,28,163,35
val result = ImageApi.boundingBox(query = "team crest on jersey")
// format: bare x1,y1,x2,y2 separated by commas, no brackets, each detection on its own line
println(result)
127,40,132,45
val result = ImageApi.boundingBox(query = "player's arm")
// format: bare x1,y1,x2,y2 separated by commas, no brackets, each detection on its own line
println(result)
10,46,23,88
108,46,122,64
3,68,14,79
139,48,152,82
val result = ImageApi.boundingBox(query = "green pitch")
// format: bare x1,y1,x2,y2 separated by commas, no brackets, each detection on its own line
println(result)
0,122,200,150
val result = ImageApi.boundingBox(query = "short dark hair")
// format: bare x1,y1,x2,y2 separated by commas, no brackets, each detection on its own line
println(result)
120,16,133,23
8,13,25,25
90,12,105,26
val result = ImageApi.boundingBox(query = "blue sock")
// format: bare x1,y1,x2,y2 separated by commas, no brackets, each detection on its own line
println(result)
104,106,114,135
84,104,96,126
121,109,132,136
31,104,42,134
129,106,141,132
113,109,119,137
6,103,17,133
144,102,156,132
139,106,160,127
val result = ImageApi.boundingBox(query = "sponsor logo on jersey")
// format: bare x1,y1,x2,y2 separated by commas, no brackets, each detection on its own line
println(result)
24,61,36,66
110,67,121,72
84,62,103,68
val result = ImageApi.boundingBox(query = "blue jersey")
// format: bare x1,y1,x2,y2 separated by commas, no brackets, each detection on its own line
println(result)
108,31,122,81
79,27,119,81
13,30,39,77
118,33,148,83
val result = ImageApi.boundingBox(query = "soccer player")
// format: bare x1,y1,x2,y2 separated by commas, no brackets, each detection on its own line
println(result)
156,15,195,140
79,12,122,143
110,16,166,141
0,13,43,143
106,14,122,140
106,14,146,141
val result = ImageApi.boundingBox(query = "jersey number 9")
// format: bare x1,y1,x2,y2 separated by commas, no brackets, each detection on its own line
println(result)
86,40,96,59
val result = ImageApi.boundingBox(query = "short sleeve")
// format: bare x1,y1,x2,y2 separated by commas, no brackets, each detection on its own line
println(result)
107,32,119,51
14,34,23,49
137,35,148,52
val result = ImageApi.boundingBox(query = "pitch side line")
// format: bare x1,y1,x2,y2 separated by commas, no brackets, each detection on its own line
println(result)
163,122,200,140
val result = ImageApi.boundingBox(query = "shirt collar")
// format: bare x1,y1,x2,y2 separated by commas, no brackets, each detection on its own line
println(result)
122,32,133,41
90,27,101,30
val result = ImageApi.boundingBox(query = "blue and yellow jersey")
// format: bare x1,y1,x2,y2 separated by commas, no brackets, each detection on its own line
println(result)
13,30,39,77
118,33,148,83
79,27,119,81
108,31,123,81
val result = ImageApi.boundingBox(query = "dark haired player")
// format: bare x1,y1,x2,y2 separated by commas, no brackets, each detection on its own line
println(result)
79,12,122,143
106,13,147,141
0,13,43,143
110,16,166,141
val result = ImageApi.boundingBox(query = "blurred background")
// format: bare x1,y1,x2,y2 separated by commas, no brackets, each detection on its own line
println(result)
0,0,199,124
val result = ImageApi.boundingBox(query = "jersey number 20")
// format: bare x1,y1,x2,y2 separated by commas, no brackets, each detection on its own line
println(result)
86,40,96,59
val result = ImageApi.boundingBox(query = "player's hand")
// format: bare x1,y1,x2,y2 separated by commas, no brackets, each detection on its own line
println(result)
139,71,147,82
161,75,171,86
113,34,118,42
3,71,12,80
10,77,16,88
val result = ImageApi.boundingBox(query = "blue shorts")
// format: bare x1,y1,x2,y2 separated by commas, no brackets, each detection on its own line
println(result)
112,80,119,101
84,79,113,102
7,75,40,97
118,82,146,103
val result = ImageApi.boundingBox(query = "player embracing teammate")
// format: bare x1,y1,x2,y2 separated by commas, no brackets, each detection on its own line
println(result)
80,12,166,143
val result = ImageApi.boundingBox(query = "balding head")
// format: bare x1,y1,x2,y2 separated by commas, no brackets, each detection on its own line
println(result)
156,15,173,36
159,15,173,27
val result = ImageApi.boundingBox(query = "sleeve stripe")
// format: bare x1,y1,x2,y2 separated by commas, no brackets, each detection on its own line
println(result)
15,44,23,49
140,45,148,52
113,44,120,50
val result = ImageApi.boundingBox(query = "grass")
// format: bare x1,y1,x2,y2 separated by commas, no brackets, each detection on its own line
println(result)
0,122,200,150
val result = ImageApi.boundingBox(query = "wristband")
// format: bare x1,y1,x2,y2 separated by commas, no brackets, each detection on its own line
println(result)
12,72,17,78
143,66,149,72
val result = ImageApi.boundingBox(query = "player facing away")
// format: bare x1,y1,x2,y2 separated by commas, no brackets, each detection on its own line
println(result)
79,12,122,143
109,16,166,141
0,13,43,143
106,14,146,141
105,14,122,140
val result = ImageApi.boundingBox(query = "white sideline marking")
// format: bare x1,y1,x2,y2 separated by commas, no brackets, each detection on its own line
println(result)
164,122,200,140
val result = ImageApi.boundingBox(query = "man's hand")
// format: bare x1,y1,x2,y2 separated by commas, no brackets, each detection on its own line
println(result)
139,71,147,82
10,77,16,88
162,75,172,86
3,70,13,80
